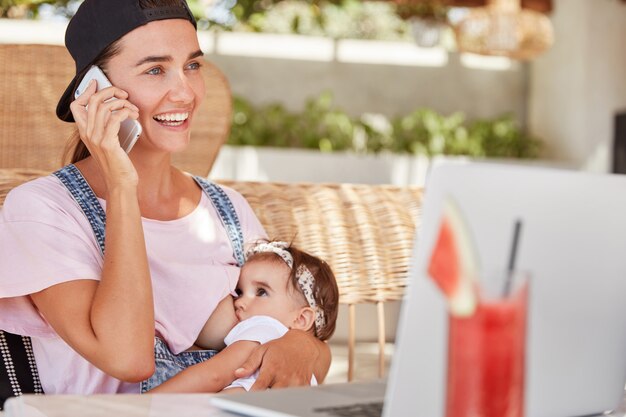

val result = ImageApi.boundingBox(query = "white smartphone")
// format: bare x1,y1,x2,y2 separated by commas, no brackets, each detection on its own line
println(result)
74,65,142,153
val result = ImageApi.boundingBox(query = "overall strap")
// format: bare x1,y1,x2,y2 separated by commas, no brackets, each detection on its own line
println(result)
53,164,106,256
193,177,245,267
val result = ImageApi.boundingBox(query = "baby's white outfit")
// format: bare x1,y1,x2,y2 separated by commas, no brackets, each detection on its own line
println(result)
223,315,318,391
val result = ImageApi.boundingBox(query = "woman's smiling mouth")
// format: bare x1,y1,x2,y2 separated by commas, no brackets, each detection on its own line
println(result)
153,112,189,127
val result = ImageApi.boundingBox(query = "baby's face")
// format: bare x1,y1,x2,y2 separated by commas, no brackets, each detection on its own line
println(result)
234,260,304,327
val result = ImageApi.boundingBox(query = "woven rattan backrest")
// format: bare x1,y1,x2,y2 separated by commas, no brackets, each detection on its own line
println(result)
0,44,230,176
0,169,49,205
0,44,75,170
218,180,423,304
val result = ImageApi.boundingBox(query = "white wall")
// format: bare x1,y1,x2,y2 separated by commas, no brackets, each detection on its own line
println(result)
529,0,626,172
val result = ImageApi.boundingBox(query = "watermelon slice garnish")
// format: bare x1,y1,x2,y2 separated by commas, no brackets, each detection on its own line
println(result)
428,197,479,317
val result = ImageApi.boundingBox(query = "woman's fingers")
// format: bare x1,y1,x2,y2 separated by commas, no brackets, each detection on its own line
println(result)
103,108,139,146
92,99,139,145
234,344,267,379
69,81,139,185
70,79,97,137
235,332,315,391
249,370,275,391
86,86,131,142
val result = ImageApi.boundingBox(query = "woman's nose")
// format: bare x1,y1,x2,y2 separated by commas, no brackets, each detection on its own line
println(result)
168,72,194,103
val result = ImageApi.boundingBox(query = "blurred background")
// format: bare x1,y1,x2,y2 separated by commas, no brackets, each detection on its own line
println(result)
1,0,625,382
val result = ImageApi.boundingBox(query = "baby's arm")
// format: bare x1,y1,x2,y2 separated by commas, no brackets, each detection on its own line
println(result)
195,295,238,350
148,339,258,393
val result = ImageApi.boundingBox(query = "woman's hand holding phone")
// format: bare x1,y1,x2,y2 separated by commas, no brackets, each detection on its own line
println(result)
70,78,140,189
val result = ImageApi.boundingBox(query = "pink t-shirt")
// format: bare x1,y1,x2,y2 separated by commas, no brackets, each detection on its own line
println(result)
0,175,266,394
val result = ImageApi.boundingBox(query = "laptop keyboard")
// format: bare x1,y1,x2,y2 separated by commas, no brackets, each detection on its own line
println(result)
313,401,384,417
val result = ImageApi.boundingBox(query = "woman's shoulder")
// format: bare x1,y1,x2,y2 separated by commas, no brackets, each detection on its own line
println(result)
3,174,73,222
216,183,248,205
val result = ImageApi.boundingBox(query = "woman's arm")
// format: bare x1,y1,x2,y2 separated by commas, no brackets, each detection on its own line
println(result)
29,82,155,382
234,329,331,389
149,340,259,393
30,186,154,381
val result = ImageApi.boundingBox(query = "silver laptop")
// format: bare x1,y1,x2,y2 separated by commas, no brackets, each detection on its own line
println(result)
211,162,626,417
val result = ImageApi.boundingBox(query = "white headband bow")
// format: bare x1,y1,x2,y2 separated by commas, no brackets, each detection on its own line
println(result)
246,242,326,333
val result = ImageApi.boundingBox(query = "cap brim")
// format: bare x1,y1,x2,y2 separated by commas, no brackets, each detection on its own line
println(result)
56,74,79,123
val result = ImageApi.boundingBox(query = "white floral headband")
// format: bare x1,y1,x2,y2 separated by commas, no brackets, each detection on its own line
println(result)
246,241,326,333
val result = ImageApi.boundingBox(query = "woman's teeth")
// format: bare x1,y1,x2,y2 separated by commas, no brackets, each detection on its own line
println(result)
153,112,189,126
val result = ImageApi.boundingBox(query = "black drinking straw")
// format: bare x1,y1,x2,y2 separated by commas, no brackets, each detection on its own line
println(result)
503,219,523,297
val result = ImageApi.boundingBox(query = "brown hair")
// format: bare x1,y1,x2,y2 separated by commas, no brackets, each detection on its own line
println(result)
247,244,340,341
62,0,191,164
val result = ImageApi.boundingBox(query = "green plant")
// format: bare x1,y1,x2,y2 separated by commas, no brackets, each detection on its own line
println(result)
229,92,543,159
391,108,467,155
1,0,52,17
230,92,354,152
466,116,543,158
242,0,411,40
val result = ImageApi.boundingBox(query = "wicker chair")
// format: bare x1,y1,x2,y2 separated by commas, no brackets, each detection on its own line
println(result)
0,44,230,176
1,169,422,396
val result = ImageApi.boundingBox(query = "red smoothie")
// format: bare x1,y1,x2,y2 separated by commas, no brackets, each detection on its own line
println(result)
445,284,528,417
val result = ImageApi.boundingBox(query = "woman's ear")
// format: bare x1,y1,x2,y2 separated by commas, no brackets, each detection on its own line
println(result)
291,307,315,332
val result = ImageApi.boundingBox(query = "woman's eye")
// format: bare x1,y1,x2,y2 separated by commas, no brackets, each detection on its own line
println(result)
146,67,162,75
256,288,267,297
187,61,201,70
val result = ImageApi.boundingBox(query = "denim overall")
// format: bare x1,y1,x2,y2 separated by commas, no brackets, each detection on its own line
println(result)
54,164,246,393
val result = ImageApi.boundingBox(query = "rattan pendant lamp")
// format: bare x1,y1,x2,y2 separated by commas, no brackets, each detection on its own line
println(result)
453,0,554,60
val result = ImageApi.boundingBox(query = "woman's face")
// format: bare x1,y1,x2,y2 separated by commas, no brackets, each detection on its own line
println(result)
103,19,205,155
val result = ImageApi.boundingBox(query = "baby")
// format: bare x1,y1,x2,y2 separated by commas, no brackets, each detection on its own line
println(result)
150,241,340,393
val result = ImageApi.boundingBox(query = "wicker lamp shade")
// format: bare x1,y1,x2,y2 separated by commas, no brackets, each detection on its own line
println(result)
453,0,554,60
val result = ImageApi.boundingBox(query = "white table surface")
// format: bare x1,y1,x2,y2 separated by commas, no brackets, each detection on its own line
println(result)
4,394,233,417
5,390,626,417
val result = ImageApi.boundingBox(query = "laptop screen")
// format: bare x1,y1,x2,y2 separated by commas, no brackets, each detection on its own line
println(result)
386,162,626,417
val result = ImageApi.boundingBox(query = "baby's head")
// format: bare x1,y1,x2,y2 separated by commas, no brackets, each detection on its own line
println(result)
236,241,339,341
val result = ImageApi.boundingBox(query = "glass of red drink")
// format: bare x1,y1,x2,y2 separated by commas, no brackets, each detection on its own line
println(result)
445,271,529,417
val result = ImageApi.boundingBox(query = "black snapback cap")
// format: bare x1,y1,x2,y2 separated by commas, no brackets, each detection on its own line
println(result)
56,0,196,122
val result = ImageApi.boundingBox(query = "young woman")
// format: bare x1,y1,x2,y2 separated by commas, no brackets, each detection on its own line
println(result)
0,0,329,394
